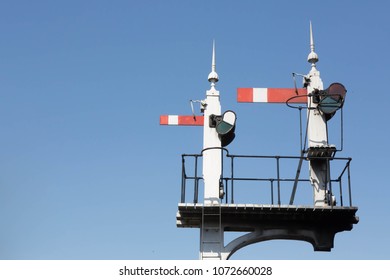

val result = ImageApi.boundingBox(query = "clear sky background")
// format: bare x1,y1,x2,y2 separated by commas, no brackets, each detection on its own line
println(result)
0,0,389,260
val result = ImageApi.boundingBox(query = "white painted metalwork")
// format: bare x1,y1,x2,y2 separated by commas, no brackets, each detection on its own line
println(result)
200,41,223,260
202,41,222,206
171,23,357,260
306,22,330,206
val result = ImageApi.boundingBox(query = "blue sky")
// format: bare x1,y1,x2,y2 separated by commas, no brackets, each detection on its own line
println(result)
0,0,389,260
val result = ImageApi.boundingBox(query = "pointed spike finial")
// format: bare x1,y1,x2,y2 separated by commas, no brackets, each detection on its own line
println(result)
310,21,315,52
211,40,216,73
307,21,319,67
208,40,219,88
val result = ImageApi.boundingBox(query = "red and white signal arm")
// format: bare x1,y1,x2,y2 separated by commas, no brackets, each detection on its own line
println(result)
237,88,308,103
160,115,204,126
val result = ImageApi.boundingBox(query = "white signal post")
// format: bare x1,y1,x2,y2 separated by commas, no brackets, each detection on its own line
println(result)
199,41,225,260
306,22,329,206
160,42,224,205
203,41,222,206
160,42,226,259
237,22,331,207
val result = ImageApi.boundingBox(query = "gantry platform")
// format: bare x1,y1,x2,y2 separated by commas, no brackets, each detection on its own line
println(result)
177,203,359,251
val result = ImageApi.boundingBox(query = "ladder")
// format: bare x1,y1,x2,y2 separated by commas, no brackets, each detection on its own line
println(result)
200,203,223,260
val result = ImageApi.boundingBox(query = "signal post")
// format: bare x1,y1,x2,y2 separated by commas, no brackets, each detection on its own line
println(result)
161,42,235,259
202,42,222,206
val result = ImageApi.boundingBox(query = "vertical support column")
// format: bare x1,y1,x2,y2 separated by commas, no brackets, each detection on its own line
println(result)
201,83,223,260
200,41,224,260
202,87,222,205
306,22,329,207
307,68,328,206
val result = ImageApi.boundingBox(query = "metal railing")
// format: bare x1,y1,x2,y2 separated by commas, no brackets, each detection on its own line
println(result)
180,148,354,207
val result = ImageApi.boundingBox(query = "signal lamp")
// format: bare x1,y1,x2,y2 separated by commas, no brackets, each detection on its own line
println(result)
314,83,347,120
209,110,237,147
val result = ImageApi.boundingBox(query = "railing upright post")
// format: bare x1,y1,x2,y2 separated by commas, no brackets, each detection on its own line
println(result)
194,155,199,203
276,156,281,205
339,179,344,207
348,160,353,206
327,157,333,208
181,155,186,203
231,156,234,204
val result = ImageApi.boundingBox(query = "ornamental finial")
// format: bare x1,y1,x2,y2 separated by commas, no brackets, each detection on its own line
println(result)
208,40,219,88
307,21,319,68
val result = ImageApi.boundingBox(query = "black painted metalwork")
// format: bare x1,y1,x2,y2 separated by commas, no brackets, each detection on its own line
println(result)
180,150,353,207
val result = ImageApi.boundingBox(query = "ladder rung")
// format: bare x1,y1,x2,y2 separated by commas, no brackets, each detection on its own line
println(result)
201,254,221,259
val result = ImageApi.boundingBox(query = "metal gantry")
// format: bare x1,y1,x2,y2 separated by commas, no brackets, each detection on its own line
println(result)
160,23,358,260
